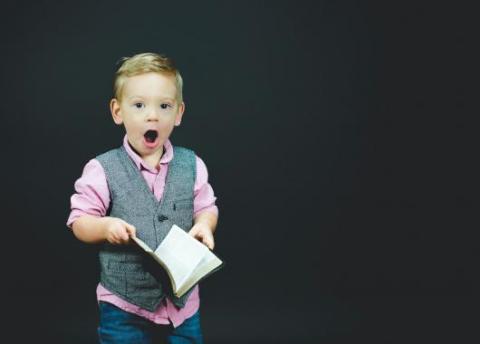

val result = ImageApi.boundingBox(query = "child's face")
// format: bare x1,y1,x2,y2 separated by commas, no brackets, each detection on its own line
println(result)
110,72,184,159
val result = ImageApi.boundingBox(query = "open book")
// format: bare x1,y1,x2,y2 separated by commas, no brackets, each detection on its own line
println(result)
131,224,223,298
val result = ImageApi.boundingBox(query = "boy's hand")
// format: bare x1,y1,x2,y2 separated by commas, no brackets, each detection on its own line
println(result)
189,223,215,250
103,217,136,245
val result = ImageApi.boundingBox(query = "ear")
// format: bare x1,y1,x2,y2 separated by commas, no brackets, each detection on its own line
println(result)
174,102,185,126
110,98,123,125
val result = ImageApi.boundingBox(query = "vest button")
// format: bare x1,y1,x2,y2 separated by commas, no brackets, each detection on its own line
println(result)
157,215,168,222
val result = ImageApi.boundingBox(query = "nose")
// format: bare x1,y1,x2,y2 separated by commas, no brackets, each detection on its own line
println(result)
145,107,160,121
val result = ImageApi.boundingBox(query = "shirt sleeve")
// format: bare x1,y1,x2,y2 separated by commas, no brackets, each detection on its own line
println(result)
66,158,111,229
193,155,219,218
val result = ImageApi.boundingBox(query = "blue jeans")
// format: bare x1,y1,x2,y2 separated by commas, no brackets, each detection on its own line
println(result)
97,301,204,344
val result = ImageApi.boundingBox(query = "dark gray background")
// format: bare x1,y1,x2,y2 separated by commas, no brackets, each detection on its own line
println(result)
1,1,477,342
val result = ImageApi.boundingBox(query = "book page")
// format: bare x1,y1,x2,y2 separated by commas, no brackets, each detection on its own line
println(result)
131,236,153,253
130,236,178,291
177,250,223,297
131,225,223,297
154,225,208,293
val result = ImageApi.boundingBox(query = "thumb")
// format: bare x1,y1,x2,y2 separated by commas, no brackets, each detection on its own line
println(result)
203,236,214,250
124,222,137,238
188,226,199,237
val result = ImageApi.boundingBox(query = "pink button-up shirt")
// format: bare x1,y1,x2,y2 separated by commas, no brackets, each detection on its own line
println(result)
67,135,218,327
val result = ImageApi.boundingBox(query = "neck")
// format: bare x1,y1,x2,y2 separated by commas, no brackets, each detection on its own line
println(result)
143,146,164,171
127,139,164,171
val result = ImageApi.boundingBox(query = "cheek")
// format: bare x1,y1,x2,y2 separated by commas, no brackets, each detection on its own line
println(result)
158,121,176,136
123,119,143,135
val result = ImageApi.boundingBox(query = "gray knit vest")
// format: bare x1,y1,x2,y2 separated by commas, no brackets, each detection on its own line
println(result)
96,145,196,311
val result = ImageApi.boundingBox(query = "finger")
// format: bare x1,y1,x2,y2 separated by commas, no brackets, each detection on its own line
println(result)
112,233,122,245
125,223,137,238
203,236,214,250
195,232,204,242
117,228,129,242
191,232,204,244
107,235,116,245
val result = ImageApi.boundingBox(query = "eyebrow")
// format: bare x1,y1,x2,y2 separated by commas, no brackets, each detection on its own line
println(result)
128,95,176,102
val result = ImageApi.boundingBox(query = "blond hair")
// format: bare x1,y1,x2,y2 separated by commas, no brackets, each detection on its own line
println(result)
113,52,183,103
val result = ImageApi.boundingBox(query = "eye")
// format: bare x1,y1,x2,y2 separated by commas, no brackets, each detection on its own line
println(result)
134,102,144,109
160,103,171,110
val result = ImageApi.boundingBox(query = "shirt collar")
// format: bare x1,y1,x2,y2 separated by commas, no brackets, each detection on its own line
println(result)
122,134,174,172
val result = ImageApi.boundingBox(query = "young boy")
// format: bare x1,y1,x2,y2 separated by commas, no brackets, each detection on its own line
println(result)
67,53,218,343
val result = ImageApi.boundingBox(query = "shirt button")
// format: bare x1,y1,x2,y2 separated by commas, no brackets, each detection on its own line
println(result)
157,215,168,222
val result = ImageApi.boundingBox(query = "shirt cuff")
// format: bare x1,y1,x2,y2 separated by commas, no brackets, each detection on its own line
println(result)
193,205,219,218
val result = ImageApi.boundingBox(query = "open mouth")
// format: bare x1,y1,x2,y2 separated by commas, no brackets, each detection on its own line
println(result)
144,130,158,143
